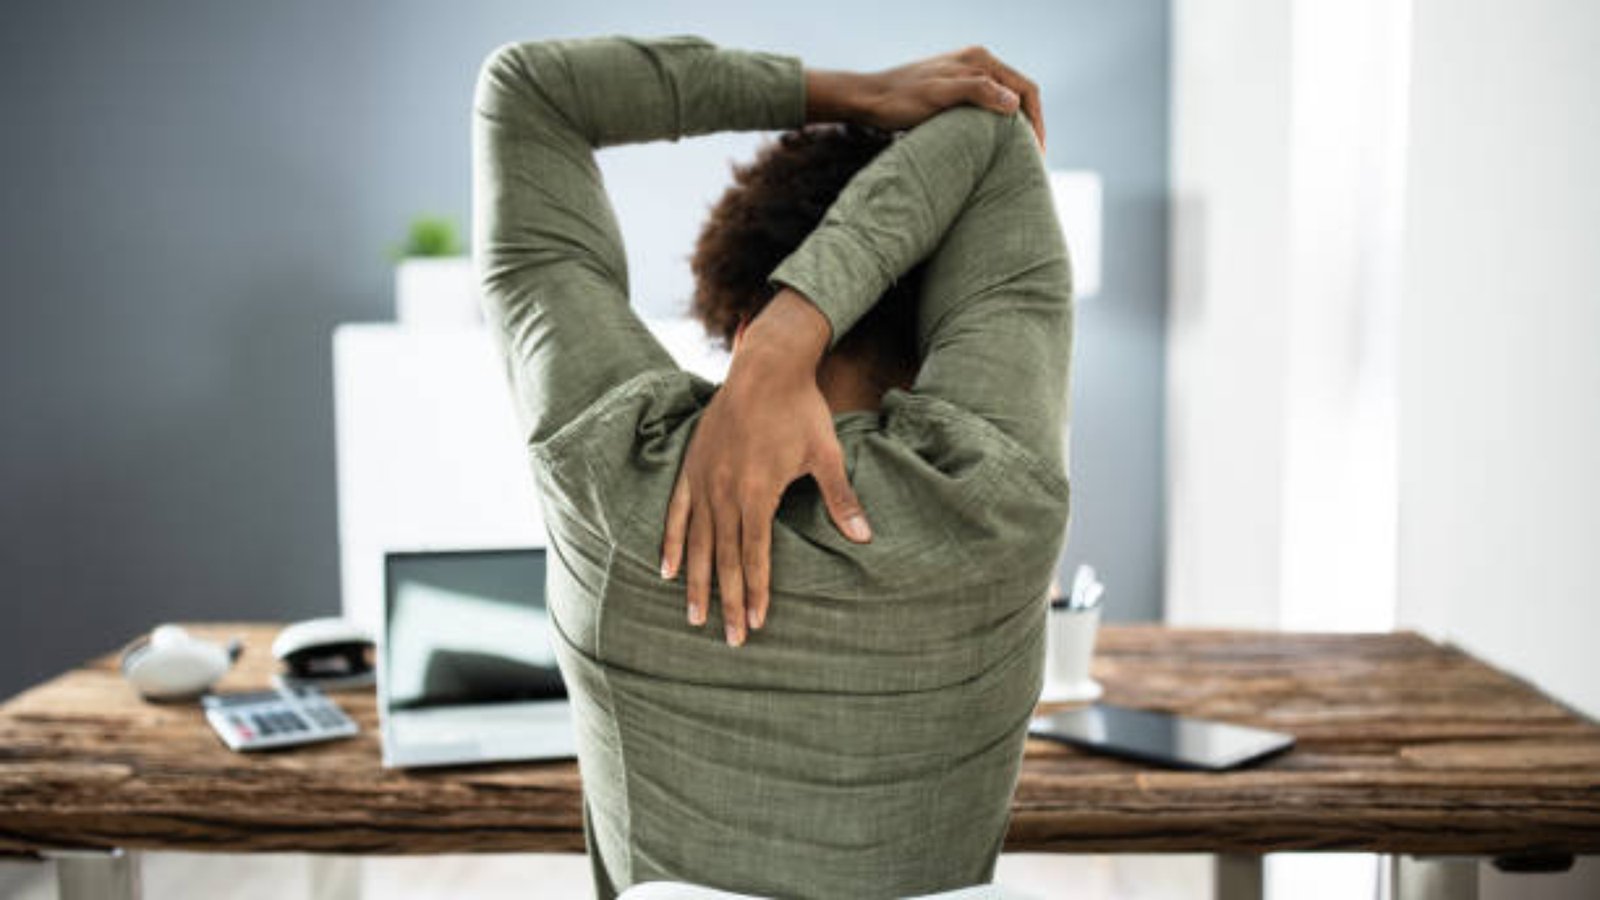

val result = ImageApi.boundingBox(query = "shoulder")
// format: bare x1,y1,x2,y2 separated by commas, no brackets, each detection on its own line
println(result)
881,387,1069,502
528,367,710,544
891,388,1071,549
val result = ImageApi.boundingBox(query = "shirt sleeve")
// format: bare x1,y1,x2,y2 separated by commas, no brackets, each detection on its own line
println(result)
471,34,807,447
765,105,1074,473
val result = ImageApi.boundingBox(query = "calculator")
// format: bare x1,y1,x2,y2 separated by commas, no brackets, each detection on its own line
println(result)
202,684,359,751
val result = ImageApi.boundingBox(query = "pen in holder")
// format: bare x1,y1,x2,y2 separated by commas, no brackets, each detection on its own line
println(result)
1040,564,1104,703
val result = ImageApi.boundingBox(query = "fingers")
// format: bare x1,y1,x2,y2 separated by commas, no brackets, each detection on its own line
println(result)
812,444,871,543
956,46,1045,151
741,498,773,632
686,498,714,628
947,75,1019,116
714,492,746,647
673,477,772,645
984,57,1045,151
660,474,690,580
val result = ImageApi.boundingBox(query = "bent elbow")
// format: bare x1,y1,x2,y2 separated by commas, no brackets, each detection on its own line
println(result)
473,40,574,130
473,42,528,121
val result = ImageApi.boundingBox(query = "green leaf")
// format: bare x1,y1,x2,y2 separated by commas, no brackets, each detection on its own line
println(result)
392,214,464,260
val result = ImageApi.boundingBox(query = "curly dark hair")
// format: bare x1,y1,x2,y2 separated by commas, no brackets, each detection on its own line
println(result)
688,121,925,374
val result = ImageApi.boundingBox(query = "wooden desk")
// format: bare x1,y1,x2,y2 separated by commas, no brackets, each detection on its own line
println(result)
3,623,1598,900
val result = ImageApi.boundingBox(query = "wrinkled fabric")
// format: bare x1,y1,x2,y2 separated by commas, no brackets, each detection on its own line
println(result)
472,34,1073,900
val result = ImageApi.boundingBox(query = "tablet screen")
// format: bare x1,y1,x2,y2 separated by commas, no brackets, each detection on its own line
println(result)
1029,704,1295,770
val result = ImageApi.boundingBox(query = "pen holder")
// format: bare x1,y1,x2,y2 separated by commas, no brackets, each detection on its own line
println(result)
1040,600,1103,703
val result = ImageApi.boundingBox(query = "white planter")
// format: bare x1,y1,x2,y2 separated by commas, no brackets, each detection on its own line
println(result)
395,256,481,327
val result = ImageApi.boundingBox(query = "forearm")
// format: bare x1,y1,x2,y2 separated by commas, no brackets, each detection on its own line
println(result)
764,104,1072,465
476,34,807,148
764,104,1007,351
805,68,877,124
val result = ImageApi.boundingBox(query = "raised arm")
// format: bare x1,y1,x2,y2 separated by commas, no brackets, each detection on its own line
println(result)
471,34,807,445
766,103,1073,468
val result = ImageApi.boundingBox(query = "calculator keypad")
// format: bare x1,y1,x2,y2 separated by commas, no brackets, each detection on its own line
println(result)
203,686,358,752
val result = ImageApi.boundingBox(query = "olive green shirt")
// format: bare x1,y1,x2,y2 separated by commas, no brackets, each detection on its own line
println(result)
473,33,1073,899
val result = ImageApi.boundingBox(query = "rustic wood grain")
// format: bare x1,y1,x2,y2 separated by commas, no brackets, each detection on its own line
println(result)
1,623,1596,859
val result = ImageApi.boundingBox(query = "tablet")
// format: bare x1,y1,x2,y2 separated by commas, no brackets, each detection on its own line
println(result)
1028,703,1296,771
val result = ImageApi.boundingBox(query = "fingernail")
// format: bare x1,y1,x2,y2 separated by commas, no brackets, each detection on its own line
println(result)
998,87,1018,107
847,514,872,542
689,604,705,626
660,556,673,579
725,623,742,646
748,607,763,630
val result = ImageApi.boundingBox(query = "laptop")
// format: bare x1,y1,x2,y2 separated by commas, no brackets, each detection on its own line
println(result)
378,547,578,768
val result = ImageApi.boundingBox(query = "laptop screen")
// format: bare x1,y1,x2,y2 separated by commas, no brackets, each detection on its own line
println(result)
382,548,566,712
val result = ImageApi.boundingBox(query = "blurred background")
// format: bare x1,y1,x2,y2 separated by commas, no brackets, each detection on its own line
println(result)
2,0,1596,897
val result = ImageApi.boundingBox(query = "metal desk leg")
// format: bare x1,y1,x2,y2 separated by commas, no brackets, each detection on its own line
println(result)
1215,853,1264,900
308,854,363,900
1390,854,1479,900
50,848,142,900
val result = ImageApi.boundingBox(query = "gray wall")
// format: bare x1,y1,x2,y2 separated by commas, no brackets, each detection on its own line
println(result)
0,0,1169,698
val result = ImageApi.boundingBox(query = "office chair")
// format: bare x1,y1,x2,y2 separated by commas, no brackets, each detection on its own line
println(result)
618,881,1044,899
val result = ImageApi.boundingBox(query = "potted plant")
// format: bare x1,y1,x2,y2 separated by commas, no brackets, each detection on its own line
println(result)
391,214,480,326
